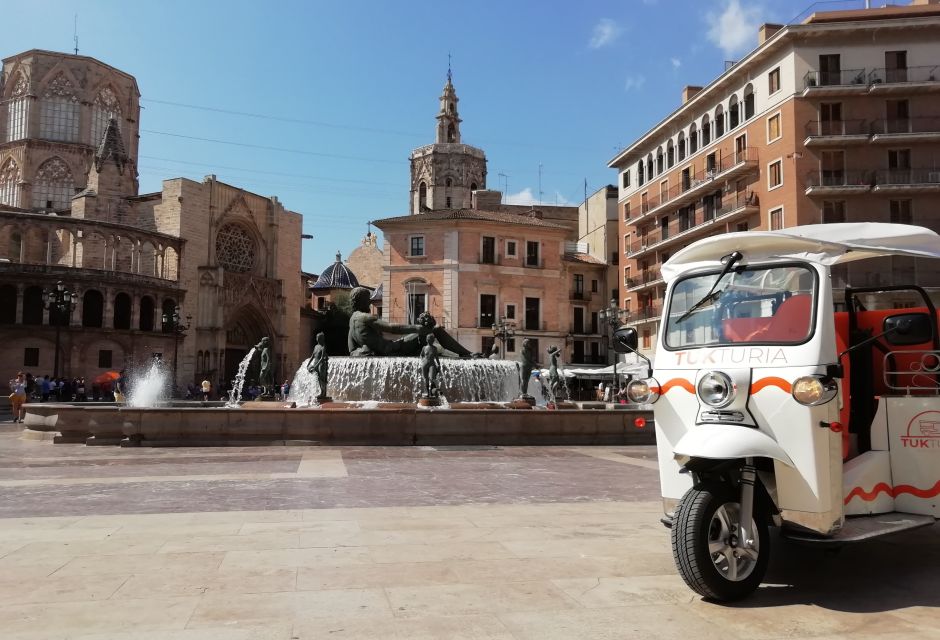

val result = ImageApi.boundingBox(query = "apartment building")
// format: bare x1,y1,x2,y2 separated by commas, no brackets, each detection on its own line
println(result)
609,0,940,356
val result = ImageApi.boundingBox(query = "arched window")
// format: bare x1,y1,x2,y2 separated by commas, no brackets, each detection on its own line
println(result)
0,285,16,324
31,157,73,210
729,95,740,129
5,72,29,142
689,123,698,154
113,292,131,330
161,298,176,333
677,132,686,161
646,155,653,180
656,147,664,174
470,182,478,191
701,114,711,145
39,74,80,142
418,181,427,210
0,158,21,207
445,178,453,187
743,84,755,120
82,290,104,328
91,86,122,146
715,105,725,138
139,296,155,331
666,141,675,168
23,286,43,325
447,123,456,142
637,160,644,185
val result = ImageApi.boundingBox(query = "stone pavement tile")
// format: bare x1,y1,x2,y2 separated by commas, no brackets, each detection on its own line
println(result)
32,625,294,640
552,574,697,607
349,526,496,546
0,540,26,558
385,581,577,618
13,538,169,557
476,521,659,544
219,546,372,571
53,552,225,577
368,541,518,564
159,532,303,554
112,523,244,537
112,567,298,598
189,509,305,524
683,598,924,639
186,589,392,628
499,534,665,559
0,596,200,638
293,613,515,639
296,561,461,591
467,510,659,529
238,518,360,536
450,554,676,584
498,603,729,640
301,507,427,522
0,573,128,605
0,515,83,529
355,516,480,531
0,524,123,542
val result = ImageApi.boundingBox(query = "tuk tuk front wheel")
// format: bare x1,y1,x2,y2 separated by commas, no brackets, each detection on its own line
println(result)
671,482,769,601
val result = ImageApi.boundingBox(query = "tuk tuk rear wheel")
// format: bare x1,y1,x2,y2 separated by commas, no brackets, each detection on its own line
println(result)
671,482,769,601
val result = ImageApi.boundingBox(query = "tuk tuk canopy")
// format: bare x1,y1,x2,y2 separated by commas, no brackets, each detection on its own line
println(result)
661,223,940,283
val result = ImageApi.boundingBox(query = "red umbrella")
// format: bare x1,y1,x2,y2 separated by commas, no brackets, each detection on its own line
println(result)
94,371,120,390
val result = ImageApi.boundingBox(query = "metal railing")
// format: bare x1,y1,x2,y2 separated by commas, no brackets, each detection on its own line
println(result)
478,251,498,265
626,195,757,255
804,170,871,188
871,116,940,135
632,305,661,322
804,118,868,137
803,68,867,89
869,65,940,85
882,350,940,394
874,168,940,186
570,290,591,301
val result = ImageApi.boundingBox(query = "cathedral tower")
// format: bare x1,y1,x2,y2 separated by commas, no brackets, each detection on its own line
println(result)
409,69,486,214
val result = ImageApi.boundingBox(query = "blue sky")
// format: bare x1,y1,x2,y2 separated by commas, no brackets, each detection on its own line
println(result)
4,0,855,274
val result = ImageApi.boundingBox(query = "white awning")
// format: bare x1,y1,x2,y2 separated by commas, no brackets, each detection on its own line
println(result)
661,223,940,282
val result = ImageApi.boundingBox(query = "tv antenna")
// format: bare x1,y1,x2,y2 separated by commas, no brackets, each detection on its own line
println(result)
497,172,509,198
73,14,79,55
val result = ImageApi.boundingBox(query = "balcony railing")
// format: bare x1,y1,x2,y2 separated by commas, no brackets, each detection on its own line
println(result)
626,195,757,256
632,147,758,220
804,119,868,137
803,68,867,90
632,305,661,322
570,290,591,301
569,324,599,335
804,170,871,188
570,354,607,365
870,116,940,136
626,268,662,288
523,257,544,268
479,252,498,265
874,168,940,186
869,65,940,85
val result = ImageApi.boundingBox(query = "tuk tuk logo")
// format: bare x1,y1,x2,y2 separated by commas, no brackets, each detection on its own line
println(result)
674,347,788,367
901,411,940,449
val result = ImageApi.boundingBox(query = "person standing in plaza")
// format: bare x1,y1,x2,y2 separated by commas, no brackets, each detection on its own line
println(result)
201,378,212,401
40,375,51,402
9,372,27,423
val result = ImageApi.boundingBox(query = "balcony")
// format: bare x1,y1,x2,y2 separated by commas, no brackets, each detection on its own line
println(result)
870,117,940,144
626,268,662,292
570,290,592,302
627,195,758,259
523,257,544,269
804,170,871,197
478,251,498,265
630,305,662,324
869,66,940,94
803,119,869,147
633,148,758,222
569,324,600,336
873,168,940,194
802,69,869,96
570,354,607,365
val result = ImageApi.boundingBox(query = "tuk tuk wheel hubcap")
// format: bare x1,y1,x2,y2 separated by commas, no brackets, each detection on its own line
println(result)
707,503,759,582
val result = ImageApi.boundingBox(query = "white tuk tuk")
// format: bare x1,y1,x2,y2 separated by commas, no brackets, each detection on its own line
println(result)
621,223,940,601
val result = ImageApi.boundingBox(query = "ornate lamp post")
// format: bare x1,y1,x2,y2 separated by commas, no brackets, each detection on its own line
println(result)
162,306,191,395
41,281,76,379
598,298,628,390
490,317,516,358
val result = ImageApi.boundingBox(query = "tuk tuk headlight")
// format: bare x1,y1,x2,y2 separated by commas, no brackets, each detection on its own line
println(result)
627,378,660,404
791,375,838,406
698,371,735,408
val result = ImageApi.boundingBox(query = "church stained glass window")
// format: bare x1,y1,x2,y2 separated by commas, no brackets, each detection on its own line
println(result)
31,157,73,210
5,73,29,142
216,223,256,272
39,74,80,142
0,158,21,207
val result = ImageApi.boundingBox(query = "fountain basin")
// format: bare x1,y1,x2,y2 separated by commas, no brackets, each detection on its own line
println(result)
23,403,655,447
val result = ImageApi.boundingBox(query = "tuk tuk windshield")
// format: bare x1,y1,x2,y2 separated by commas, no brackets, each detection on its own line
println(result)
664,263,816,349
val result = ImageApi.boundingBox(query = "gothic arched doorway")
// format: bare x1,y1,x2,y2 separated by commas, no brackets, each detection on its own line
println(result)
223,305,272,385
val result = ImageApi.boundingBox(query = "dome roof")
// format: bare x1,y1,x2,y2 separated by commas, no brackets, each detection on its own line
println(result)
311,252,360,290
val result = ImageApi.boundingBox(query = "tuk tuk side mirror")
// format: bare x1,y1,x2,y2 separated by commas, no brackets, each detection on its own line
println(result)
884,313,932,346
614,327,653,379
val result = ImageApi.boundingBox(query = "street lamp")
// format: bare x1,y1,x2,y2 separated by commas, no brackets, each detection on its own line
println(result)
490,317,516,358
598,298,628,390
162,306,191,395
41,281,76,379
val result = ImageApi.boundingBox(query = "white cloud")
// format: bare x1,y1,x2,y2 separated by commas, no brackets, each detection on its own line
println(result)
624,74,646,92
504,188,570,206
705,0,762,58
670,57,681,70
589,18,622,49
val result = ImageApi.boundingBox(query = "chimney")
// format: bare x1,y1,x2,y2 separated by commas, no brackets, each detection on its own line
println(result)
759,23,783,44
472,189,502,210
682,86,703,104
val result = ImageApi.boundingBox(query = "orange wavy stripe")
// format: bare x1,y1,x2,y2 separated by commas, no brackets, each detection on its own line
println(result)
750,377,792,395
844,479,940,505
650,378,695,395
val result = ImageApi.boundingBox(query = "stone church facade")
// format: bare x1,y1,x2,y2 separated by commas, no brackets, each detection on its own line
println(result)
0,49,303,388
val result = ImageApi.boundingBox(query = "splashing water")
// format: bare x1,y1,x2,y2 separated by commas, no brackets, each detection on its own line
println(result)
287,357,520,404
126,359,170,408
226,347,256,408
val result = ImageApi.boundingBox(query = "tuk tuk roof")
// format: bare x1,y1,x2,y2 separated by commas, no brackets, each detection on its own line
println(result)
661,223,940,282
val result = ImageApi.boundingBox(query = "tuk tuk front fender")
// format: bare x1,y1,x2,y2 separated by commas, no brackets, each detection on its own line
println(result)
674,424,795,468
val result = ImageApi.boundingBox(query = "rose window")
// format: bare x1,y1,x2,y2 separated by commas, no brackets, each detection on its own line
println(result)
215,224,256,273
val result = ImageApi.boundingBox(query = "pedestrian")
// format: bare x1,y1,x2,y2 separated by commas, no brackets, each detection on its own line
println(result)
281,379,290,399
40,375,51,402
114,370,126,404
201,378,212,401
9,372,27,423
77,377,86,402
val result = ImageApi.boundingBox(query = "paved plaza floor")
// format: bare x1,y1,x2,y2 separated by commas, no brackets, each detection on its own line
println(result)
0,423,938,639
